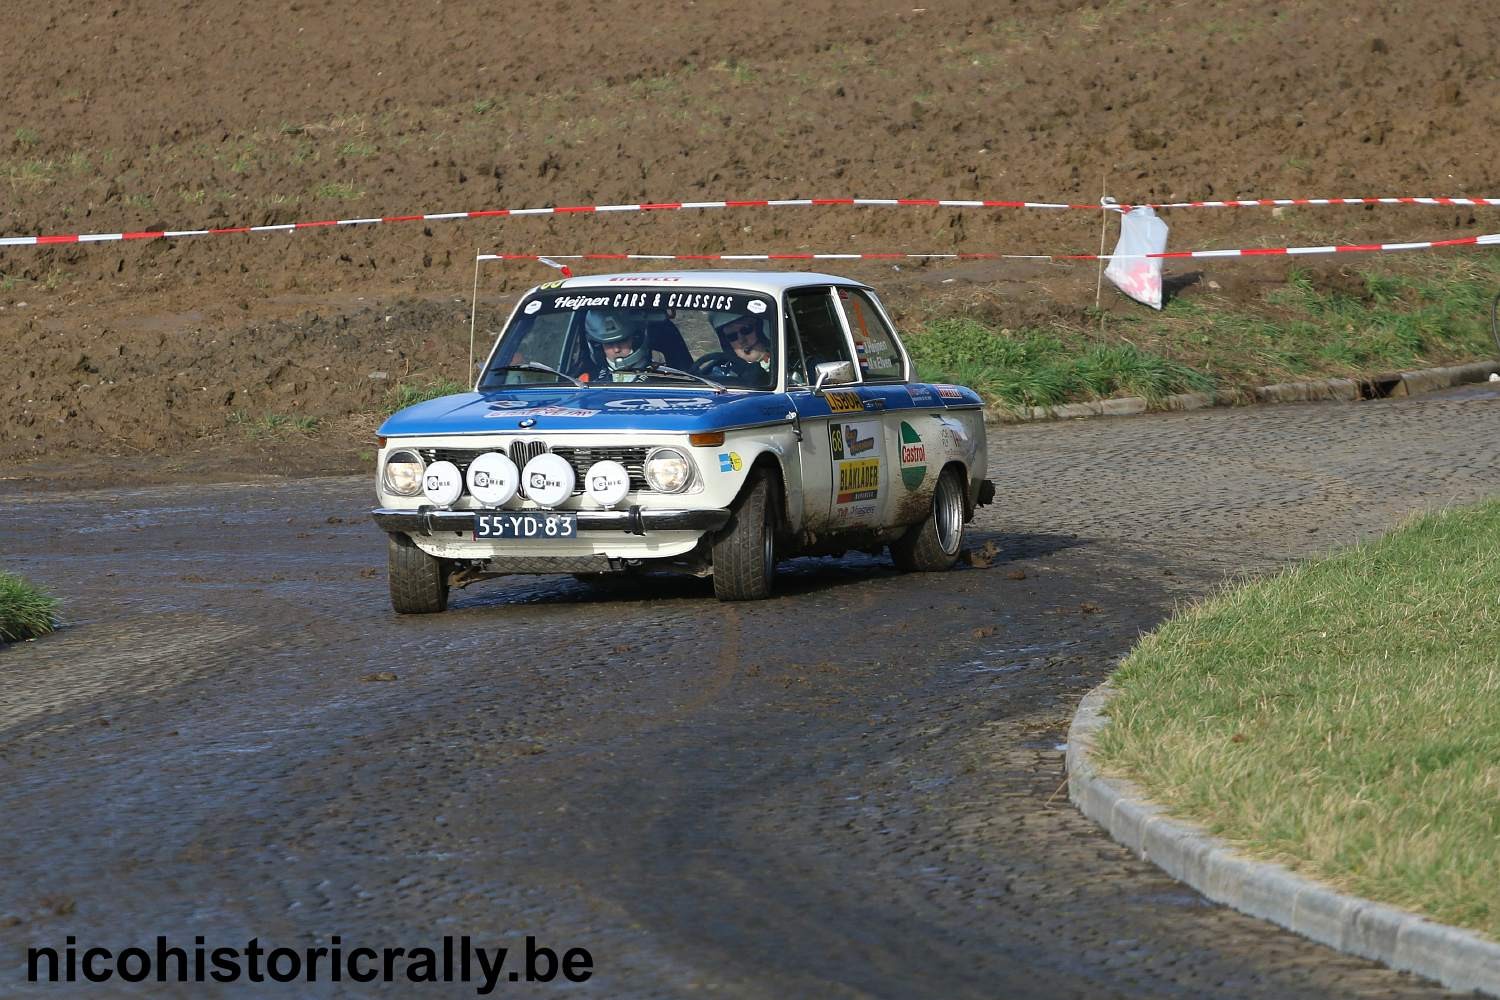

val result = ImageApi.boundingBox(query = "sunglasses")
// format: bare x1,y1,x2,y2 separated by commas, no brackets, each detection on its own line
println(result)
724,321,760,342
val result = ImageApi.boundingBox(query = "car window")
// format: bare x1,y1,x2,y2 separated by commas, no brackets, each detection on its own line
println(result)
481,287,777,390
836,287,904,382
786,287,855,387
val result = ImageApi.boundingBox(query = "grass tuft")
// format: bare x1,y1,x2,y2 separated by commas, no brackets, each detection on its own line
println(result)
0,570,58,642
387,378,467,413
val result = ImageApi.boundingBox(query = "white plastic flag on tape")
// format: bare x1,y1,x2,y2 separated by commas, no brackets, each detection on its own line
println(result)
1105,206,1169,309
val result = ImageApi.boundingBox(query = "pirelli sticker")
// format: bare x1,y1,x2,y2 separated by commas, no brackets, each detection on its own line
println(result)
825,390,863,414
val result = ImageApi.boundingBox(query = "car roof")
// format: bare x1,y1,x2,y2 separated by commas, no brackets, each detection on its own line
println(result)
532,270,870,295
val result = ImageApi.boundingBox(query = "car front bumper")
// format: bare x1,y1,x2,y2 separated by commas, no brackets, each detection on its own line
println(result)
371,506,731,537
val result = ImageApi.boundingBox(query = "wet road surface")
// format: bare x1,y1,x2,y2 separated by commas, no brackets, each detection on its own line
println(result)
3,387,1498,997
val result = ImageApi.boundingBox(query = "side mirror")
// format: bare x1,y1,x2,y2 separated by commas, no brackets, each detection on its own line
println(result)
812,360,855,394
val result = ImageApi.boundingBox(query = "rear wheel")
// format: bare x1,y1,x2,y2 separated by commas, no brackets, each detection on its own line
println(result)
890,467,966,572
712,470,777,601
388,532,449,614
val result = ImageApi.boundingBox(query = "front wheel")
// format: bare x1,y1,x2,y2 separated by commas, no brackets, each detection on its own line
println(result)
890,467,967,572
712,470,777,601
388,532,449,614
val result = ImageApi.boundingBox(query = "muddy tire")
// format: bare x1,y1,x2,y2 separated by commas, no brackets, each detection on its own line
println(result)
388,532,449,614
712,470,777,601
890,466,966,573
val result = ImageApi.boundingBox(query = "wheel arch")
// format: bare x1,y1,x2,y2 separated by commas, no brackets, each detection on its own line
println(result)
939,459,975,521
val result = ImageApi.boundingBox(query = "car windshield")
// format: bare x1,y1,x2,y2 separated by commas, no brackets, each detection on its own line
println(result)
479,286,780,392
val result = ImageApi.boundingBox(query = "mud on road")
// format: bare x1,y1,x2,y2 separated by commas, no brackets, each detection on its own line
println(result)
2,388,1498,997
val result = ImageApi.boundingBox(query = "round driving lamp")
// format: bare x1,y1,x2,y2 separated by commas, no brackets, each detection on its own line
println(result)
520,453,576,508
644,447,693,493
584,460,631,508
382,449,426,497
420,460,463,507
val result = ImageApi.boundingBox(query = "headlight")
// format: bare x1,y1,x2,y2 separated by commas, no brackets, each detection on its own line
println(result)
382,448,425,496
644,447,693,493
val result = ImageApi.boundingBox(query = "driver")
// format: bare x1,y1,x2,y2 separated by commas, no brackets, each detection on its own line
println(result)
705,310,776,388
584,311,652,382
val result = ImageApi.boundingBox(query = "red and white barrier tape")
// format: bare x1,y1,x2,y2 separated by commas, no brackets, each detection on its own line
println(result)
1145,196,1500,209
478,231,1500,273
4,194,1499,249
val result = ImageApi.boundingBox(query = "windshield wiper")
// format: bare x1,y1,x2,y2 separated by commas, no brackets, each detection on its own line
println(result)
485,362,583,387
642,363,727,393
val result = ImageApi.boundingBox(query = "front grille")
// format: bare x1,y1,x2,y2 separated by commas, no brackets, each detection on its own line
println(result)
420,444,651,494
508,439,549,470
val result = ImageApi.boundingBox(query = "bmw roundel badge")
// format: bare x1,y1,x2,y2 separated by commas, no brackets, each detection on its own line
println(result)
519,418,537,428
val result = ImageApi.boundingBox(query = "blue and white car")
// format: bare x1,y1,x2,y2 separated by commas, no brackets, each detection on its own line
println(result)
371,271,994,612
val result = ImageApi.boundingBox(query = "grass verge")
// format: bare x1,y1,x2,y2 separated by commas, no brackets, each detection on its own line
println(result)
1094,499,1500,939
905,255,1500,412
0,570,58,642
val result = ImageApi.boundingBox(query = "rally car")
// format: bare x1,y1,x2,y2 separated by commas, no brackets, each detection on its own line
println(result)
371,271,994,612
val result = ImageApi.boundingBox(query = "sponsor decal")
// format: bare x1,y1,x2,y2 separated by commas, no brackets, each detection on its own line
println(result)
825,390,862,413
747,299,767,314
523,300,543,315
833,501,879,522
718,451,743,473
861,397,886,411
843,424,876,456
899,421,927,490
664,292,739,311
484,405,600,418
602,396,716,411
938,417,968,453
906,384,936,404
830,420,883,515
934,384,965,400
607,291,654,308
554,294,613,310
836,458,881,504
538,280,566,290
605,275,681,282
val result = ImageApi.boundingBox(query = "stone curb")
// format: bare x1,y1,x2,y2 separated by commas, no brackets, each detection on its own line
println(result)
1067,682,1500,996
986,358,1500,424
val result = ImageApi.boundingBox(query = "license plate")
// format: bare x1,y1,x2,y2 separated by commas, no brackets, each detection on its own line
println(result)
474,512,578,540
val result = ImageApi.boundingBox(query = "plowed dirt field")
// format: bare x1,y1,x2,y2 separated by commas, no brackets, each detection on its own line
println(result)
2,0,1497,481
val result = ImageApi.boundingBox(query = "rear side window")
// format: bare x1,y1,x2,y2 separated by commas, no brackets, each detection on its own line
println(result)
836,287,904,381
786,287,854,386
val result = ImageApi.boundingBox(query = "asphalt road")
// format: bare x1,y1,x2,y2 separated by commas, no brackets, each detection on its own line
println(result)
3,385,1498,998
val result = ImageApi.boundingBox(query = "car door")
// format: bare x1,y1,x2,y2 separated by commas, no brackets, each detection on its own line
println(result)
829,285,944,527
784,285,887,532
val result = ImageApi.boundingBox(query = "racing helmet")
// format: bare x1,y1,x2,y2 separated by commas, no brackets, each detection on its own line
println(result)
710,310,767,353
585,310,650,371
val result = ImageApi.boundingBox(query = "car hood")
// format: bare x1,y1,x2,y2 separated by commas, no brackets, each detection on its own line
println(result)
378,387,792,436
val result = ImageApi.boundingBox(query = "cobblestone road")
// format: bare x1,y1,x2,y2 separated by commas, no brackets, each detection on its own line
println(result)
2,386,1497,997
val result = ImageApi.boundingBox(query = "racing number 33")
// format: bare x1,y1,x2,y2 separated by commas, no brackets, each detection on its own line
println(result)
475,512,579,539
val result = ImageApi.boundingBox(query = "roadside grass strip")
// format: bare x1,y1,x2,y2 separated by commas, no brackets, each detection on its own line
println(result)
0,570,57,642
906,317,1211,412
904,254,1500,412
1094,500,1500,939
